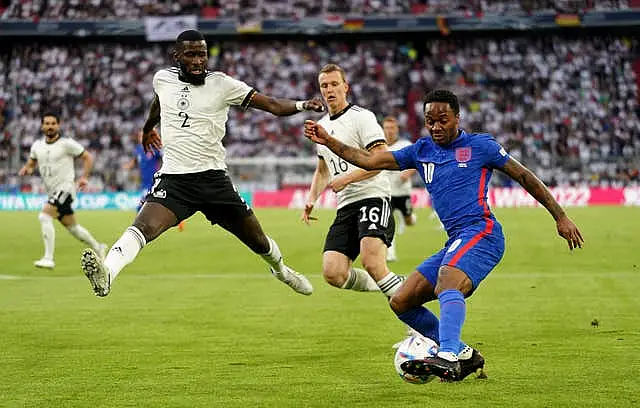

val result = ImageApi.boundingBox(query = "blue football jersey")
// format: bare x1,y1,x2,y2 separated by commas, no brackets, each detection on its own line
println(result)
134,144,162,189
392,130,510,236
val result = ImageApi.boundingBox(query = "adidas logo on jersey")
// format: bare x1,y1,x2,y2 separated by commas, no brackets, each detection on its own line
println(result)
181,86,190,92
368,223,377,230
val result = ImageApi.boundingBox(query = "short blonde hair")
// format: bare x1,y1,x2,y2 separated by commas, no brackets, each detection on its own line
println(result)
319,63,347,83
383,116,397,124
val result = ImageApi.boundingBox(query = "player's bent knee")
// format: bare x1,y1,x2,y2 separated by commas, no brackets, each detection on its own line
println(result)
322,266,348,288
435,265,473,296
38,212,53,223
388,294,406,313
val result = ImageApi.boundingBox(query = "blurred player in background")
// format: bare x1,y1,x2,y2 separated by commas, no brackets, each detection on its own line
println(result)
19,113,106,269
382,116,417,262
123,132,184,231
124,131,162,212
302,64,405,302
80,30,324,298
304,89,584,381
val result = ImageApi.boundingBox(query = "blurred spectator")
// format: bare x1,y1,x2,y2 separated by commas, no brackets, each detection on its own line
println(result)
0,0,634,20
1,35,638,192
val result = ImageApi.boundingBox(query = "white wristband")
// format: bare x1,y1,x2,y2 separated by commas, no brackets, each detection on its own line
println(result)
295,101,306,111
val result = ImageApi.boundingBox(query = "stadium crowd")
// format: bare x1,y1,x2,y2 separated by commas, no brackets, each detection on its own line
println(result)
0,0,634,20
1,34,639,192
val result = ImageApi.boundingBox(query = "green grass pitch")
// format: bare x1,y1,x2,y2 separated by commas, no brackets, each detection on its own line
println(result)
0,207,638,407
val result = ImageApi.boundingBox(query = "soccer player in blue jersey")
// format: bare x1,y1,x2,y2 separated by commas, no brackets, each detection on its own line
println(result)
125,133,186,230
125,137,162,212
304,89,584,381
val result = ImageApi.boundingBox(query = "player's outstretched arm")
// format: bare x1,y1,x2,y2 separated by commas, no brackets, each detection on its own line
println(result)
249,93,324,116
142,94,162,153
500,157,584,250
304,120,400,171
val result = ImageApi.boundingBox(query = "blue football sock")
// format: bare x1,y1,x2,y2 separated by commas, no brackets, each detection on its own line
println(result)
396,306,439,342
438,289,466,354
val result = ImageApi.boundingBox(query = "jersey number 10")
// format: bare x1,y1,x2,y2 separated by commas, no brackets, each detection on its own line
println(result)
422,162,435,184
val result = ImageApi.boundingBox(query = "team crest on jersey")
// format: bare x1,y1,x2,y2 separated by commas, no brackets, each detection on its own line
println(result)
455,147,472,163
177,98,190,110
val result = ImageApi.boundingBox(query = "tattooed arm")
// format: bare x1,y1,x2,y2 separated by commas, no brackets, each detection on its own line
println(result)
304,120,400,171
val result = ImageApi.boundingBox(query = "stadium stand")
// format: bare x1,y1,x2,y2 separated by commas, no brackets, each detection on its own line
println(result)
0,0,634,20
0,1,638,192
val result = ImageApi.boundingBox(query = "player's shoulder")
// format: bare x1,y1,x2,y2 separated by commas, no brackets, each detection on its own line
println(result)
30,138,45,151
410,136,435,154
154,66,180,80
60,137,84,150
348,104,376,119
467,131,497,144
59,136,79,143
205,70,230,79
204,71,242,85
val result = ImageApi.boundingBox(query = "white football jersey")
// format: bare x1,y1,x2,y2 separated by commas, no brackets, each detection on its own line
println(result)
316,105,390,209
153,67,255,174
386,138,414,197
29,137,84,197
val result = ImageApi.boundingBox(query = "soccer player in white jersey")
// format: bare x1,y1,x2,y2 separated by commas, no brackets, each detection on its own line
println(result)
301,64,404,300
382,116,417,262
18,113,106,269
80,30,324,298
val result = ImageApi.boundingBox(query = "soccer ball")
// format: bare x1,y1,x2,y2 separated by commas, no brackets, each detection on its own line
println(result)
393,334,439,384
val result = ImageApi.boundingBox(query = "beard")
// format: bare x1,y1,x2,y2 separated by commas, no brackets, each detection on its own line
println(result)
178,62,206,85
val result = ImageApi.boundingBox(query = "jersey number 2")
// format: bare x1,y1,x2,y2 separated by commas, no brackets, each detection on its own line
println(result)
423,162,435,184
178,111,190,128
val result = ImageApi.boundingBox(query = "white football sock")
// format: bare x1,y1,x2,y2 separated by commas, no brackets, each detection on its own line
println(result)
67,224,100,251
341,268,379,291
376,272,404,298
38,212,55,260
260,236,285,274
396,211,406,235
104,226,146,282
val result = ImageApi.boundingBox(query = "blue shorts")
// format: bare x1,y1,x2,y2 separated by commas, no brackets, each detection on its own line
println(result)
416,219,505,290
